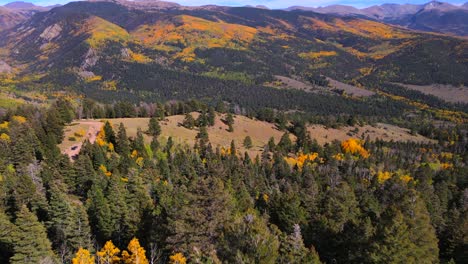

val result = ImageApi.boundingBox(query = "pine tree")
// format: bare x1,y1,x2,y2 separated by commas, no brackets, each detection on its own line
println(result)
107,176,133,246
10,205,55,264
406,195,439,263
196,126,209,153
73,154,96,197
278,133,292,154
243,136,253,149
116,123,130,155
0,211,16,262
370,208,417,263
147,117,161,137
87,184,114,243
222,210,280,263
225,113,234,132
122,238,149,264
103,121,116,145
230,140,237,156
166,177,233,254
279,224,321,264
207,107,216,127
182,113,195,129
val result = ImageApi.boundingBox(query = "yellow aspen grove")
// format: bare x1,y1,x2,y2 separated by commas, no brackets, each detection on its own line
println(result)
72,248,95,264
169,253,187,264
341,138,370,158
122,238,149,264
97,240,121,264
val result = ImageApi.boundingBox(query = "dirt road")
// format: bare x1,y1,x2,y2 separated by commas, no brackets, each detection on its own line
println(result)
64,120,103,160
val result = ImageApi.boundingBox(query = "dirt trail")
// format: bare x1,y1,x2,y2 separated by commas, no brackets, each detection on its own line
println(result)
64,120,103,160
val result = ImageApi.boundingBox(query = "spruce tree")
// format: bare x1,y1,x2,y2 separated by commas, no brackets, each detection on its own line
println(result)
370,208,416,263
10,205,55,264
86,184,114,243
103,121,116,145
225,113,234,132
243,136,253,149
147,117,161,137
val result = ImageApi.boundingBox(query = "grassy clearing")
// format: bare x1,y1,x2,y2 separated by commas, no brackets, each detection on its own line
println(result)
103,114,285,158
308,123,435,145
397,83,468,104
60,114,434,157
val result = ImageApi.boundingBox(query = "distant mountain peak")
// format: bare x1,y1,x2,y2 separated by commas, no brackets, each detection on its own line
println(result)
4,1,41,10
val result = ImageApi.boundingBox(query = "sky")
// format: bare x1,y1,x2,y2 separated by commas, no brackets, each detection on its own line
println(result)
1,0,466,9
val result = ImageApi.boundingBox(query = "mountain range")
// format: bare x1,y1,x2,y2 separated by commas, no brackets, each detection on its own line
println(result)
0,0,466,106
287,1,468,36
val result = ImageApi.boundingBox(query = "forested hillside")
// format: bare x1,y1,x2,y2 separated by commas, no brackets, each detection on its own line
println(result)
0,99,466,263
0,1,467,263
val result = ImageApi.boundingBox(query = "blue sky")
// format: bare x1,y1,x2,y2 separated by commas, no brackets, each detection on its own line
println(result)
1,0,466,9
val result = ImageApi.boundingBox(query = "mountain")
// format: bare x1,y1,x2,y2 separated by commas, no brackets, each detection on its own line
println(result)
0,1,54,31
0,1,466,107
362,4,424,20
287,1,468,36
0,6,28,30
287,4,365,15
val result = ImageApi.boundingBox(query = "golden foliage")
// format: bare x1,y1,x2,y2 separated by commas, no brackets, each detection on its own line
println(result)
85,75,103,82
332,153,344,161
136,157,144,167
0,133,10,142
129,50,151,63
377,171,392,184
377,171,413,184
132,15,257,61
399,174,413,183
75,129,86,138
122,238,149,264
102,80,118,91
86,16,131,48
72,248,95,264
169,253,186,264
0,132,10,142
97,241,120,264
0,121,9,129
378,91,468,123
12,115,27,124
341,138,370,158
299,51,337,60
284,153,319,169
99,164,112,177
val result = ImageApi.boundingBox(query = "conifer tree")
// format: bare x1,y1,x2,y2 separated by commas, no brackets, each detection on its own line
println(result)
279,224,321,264
243,136,253,149
147,117,161,137
103,121,116,145
225,113,234,132
10,205,55,264
222,210,280,263
207,107,216,127
166,177,233,254
87,184,114,243
370,208,416,263
0,211,16,262
182,113,195,129
116,123,130,155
